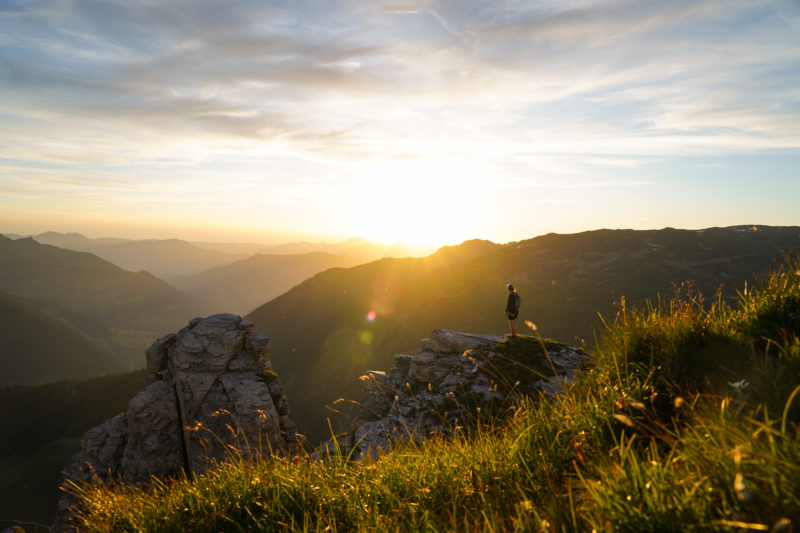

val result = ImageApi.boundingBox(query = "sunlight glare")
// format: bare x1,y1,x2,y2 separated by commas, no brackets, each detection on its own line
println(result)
350,159,488,247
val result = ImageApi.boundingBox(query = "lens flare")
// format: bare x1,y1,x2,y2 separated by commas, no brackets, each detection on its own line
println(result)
359,331,374,345
366,310,377,322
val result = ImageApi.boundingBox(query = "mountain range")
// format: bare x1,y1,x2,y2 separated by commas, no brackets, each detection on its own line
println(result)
246,225,800,439
0,233,425,384
15,232,430,283
0,235,207,371
259,237,436,260
1,224,798,526
27,232,245,282
174,252,366,315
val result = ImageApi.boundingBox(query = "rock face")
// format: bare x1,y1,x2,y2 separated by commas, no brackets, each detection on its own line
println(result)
320,330,587,459
54,314,298,531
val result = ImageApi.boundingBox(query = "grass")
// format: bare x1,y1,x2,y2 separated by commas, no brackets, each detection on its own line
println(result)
67,257,800,531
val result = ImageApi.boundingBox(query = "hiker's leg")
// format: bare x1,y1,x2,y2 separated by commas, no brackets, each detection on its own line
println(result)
509,318,517,337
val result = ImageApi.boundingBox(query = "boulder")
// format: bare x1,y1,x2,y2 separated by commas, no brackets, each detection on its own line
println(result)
54,314,298,532
419,330,503,354
321,330,588,460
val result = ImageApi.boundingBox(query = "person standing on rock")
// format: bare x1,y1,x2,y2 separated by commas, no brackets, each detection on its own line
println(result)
505,283,521,337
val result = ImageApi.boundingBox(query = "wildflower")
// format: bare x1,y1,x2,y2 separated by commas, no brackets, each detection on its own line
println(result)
732,445,745,467
518,499,533,512
674,397,685,408
773,518,792,532
728,379,749,392
627,399,646,411
734,472,753,502
614,414,635,427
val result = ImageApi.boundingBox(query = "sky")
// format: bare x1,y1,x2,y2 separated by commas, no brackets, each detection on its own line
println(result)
1,0,799,246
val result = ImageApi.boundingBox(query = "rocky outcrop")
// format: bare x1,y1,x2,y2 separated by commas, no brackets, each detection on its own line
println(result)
320,330,587,459
54,314,298,531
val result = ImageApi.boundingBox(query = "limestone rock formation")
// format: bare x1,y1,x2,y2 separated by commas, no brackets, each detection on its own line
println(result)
320,330,587,459
54,314,298,531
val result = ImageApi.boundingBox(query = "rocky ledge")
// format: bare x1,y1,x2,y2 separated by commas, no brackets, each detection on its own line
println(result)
54,314,298,531
320,330,587,459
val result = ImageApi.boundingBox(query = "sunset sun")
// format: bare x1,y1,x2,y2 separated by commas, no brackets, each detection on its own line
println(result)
345,160,491,248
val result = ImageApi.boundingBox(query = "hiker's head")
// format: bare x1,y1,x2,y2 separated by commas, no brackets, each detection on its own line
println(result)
506,283,515,292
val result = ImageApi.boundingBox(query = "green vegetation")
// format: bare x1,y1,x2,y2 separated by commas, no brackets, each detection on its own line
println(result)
0,370,147,455
0,291,122,386
247,225,800,439
69,257,800,531
0,438,81,531
0,235,208,372
0,371,147,525
257,370,280,383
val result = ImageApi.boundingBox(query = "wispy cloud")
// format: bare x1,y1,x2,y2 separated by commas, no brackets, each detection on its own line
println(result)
0,0,798,240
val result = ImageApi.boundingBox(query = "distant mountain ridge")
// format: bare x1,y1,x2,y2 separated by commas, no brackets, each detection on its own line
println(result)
0,235,209,374
260,237,436,261
176,252,367,315
20,231,433,282
30,231,130,249
28,233,244,282
247,225,800,439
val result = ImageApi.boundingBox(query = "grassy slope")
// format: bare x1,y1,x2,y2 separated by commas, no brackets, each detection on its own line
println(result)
248,226,800,439
0,235,210,370
0,370,147,455
0,235,205,332
71,256,800,532
0,291,123,386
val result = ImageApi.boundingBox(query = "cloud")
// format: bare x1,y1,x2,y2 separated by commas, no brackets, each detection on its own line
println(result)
0,0,798,196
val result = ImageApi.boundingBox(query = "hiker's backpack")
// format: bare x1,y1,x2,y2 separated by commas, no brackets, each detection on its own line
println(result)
513,292,521,309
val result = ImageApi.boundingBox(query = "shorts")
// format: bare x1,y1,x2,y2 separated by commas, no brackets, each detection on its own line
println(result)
506,311,518,320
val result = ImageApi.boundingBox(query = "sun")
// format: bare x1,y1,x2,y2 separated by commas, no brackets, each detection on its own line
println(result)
351,160,488,248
